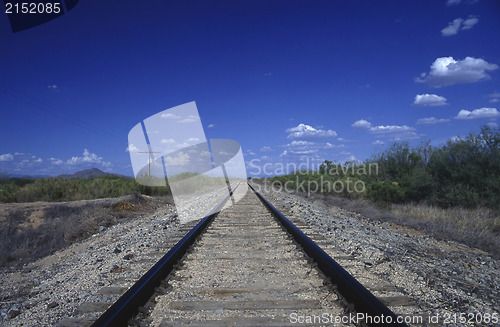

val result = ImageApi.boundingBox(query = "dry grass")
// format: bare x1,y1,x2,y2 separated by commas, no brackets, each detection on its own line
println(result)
390,204,500,255
302,192,500,257
0,194,166,269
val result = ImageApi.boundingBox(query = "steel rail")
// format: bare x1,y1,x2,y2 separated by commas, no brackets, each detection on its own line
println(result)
91,182,240,327
248,182,408,327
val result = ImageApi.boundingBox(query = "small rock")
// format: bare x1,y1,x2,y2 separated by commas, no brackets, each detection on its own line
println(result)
113,247,122,254
47,301,59,309
7,307,21,319
362,259,374,266
110,265,125,273
123,254,134,260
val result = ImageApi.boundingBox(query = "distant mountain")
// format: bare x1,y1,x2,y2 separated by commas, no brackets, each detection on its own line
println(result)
58,168,119,179
7,168,131,180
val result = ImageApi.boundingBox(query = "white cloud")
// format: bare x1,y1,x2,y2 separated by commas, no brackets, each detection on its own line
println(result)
175,142,191,149
179,115,199,123
260,146,274,152
441,18,463,36
294,150,318,154
391,132,422,141
48,84,58,89
207,124,215,128
487,92,500,103
280,140,323,156
441,16,478,36
337,137,354,142
351,119,372,129
164,152,190,166
288,140,315,146
417,57,498,87
414,94,448,106
369,125,415,134
416,117,451,125
280,149,317,157
161,113,179,119
346,155,358,162
487,122,498,129
462,16,479,30
446,0,479,6
50,157,64,165
324,142,344,149
286,123,337,139
160,138,176,144
67,149,112,168
67,149,101,164
352,119,419,140
455,108,500,120
185,137,200,143
126,144,141,152
0,153,14,161
373,140,384,145
352,120,415,133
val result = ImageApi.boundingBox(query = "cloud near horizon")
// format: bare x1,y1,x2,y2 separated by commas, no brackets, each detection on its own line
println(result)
352,120,415,134
417,57,498,87
352,119,419,140
416,117,451,125
286,123,337,139
0,153,14,162
455,108,500,120
67,149,112,168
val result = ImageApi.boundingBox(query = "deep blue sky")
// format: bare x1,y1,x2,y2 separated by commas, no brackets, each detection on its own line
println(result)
1,0,499,177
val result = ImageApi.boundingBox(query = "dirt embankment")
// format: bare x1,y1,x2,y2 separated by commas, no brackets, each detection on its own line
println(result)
0,193,173,269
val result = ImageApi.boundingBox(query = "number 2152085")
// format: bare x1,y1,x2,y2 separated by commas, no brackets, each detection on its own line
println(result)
5,2,62,14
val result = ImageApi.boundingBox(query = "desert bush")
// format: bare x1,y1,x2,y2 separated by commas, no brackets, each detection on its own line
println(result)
271,125,500,210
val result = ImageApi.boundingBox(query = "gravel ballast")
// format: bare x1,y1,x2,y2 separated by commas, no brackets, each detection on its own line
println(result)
1,185,498,326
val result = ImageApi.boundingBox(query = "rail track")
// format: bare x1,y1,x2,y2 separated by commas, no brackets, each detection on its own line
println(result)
60,182,412,326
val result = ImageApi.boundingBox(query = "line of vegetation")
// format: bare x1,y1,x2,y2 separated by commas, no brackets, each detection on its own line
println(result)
266,125,499,255
0,175,170,203
270,125,500,210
